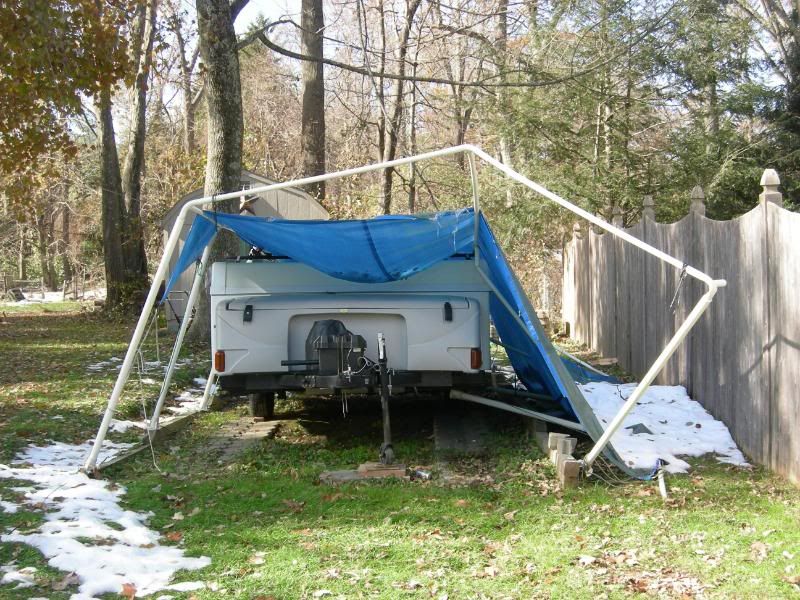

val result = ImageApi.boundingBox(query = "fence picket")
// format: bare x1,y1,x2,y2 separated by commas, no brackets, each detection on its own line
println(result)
562,177,799,484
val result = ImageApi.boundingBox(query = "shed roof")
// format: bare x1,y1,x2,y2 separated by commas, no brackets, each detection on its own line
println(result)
160,169,328,230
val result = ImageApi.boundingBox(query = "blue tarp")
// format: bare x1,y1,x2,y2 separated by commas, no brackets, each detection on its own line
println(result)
165,208,642,477
165,209,475,294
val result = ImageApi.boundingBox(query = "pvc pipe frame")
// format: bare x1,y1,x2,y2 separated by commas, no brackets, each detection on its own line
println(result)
148,241,215,432
83,143,725,473
450,389,586,433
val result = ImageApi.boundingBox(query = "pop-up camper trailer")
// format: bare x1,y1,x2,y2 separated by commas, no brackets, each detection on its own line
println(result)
210,257,492,404
84,145,726,480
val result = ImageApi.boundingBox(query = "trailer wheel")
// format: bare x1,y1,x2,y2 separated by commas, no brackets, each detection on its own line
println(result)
248,392,275,419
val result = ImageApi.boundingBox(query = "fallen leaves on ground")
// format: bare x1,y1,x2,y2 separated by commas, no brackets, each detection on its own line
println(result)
165,531,183,542
751,541,769,563
248,551,266,565
121,582,137,599
51,571,79,591
574,549,708,598
282,498,305,512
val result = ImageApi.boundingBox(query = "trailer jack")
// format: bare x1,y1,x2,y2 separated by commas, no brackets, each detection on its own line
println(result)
377,333,395,465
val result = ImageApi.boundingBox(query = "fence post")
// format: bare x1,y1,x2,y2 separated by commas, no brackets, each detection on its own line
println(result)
643,195,655,220
690,185,706,215
759,169,782,207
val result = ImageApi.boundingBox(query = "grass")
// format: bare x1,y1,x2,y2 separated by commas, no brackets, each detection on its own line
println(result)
1,303,799,598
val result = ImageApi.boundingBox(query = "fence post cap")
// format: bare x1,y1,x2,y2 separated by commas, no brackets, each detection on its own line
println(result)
690,185,706,215
760,168,780,187
572,221,583,239
759,168,783,206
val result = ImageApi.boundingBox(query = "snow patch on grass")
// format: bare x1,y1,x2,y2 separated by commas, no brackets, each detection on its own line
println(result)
0,440,210,598
579,382,749,473
1,565,37,588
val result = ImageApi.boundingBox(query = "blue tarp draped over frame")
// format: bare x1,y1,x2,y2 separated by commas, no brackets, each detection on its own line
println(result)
164,208,643,477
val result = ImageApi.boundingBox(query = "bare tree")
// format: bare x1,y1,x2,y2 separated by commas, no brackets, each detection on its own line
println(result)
301,0,326,200
169,3,202,155
121,0,158,282
98,85,129,307
376,0,422,214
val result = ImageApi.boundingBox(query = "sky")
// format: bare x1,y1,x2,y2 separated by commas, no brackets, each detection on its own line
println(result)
235,0,301,35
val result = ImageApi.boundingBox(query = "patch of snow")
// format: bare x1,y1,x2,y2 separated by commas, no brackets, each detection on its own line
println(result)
109,419,145,434
165,580,205,592
86,355,198,376
0,498,18,513
579,382,750,473
0,440,210,598
0,288,106,306
166,388,206,417
192,377,207,386
1,565,37,588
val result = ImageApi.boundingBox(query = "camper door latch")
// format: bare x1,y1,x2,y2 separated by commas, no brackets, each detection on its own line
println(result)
243,304,253,323
443,301,453,322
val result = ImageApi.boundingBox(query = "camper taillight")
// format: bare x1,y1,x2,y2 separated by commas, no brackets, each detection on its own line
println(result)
214,350,226,372
470,348,482,369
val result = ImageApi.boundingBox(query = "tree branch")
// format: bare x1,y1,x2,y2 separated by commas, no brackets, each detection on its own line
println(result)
241,13,676,90
230,0,249,22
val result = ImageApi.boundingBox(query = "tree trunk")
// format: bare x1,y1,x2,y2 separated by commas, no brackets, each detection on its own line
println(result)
173,8,199,155
190,0,247,341
406,61,418,213
60,201,73,283
35,210,57,291
300,0,326,200
17,223,27,280
121,0,157,284
704,79,719,155
380,0,422,215
45,210,57,289
99,86,128,308
495,0,513,207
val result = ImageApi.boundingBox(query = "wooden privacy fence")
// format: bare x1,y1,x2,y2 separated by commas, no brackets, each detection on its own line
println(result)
562,170,799,484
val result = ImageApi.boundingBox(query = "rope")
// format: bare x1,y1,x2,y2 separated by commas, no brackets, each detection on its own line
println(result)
132,308,163,473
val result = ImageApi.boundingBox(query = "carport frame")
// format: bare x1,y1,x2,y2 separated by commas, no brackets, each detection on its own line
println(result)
83,145,725,475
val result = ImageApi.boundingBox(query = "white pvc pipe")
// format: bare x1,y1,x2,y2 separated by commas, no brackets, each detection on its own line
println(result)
450,389,586,433
148,241,215,432
464,145,724,290
582,286,720,470
83,196,244,472
467,153,480,269
175,144,724,291
199,369,218,410
85,143,724,474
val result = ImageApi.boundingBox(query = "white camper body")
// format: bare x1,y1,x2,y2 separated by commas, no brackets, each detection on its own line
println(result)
209,257,491,398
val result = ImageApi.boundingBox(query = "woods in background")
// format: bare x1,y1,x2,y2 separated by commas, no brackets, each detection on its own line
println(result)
1,0,800,311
